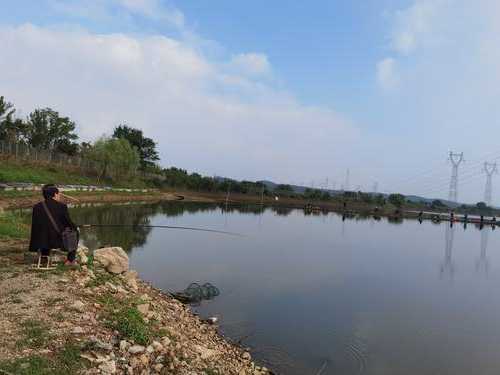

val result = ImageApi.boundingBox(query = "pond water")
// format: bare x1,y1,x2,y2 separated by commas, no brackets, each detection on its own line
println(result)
70,201,500,375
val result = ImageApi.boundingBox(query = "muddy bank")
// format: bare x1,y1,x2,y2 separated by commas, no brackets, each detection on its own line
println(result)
0,241,271,374
0,191,215,211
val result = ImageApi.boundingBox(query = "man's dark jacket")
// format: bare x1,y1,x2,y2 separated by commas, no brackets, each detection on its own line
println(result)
29,198,77,252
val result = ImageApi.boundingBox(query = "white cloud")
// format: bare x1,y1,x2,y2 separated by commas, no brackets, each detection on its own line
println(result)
0,23,357,182
229,53,271,76
375,0,500,203
390,0,449,55
376,58,399,90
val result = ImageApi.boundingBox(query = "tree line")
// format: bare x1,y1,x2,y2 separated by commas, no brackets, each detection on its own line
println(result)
0,96,159,180
6,95,489,210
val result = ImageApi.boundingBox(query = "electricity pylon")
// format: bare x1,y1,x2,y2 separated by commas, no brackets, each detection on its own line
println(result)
483,162,498,206
448,152,464,202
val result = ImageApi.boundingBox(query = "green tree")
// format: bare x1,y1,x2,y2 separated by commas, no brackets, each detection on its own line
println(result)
25,108,79,154
88,137,140,181
276,184,293,192
0,96,27,142
113,125,159,169
388,193,406,208
431,199,446,209
0,96,15,123
476,202,488,210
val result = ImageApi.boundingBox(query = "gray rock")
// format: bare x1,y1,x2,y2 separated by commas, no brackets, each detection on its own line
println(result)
242,351,251,360
71,300,85,312
128,345,145,354
72,326,84,334
151,341,163,352
89,336,113,351
119,340,130,352
137,303,149,315
98,360,116,374
94,247,129,274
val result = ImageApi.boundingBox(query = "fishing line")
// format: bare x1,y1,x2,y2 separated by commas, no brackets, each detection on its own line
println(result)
78,224,245,237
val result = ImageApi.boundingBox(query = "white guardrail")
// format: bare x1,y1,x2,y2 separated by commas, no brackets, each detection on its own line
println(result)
0,182,155,194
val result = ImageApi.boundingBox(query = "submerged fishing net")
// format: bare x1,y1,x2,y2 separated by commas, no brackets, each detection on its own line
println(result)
172,282,220,304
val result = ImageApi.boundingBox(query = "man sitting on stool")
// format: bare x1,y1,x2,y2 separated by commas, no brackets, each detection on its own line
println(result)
29,184,78,266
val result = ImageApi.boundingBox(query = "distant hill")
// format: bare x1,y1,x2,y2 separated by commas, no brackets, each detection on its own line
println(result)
216,177,461,207
258,180,460,207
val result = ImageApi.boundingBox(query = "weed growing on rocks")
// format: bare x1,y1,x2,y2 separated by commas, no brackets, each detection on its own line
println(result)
16,319,51,349
0,341,85,375
98,292,164,346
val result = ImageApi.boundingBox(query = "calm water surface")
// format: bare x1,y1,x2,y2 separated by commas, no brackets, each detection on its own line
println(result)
71,202,500,375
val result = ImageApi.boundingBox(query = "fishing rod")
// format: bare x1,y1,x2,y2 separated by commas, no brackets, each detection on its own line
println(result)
78,224,245,237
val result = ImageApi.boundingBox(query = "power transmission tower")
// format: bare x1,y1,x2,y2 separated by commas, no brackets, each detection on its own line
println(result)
448,152,464,202
345,169,350,191
483,162,498,206
373,182,378,194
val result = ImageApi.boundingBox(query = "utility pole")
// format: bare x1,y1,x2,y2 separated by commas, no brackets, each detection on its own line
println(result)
483,162,497,206
345,169,350,192
448,152,464,202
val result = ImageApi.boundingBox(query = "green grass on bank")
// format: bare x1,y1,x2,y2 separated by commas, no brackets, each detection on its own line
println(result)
0,212,30,239
0,342,86,375
97,292,167,345
0,160,148,188
0,162,96,185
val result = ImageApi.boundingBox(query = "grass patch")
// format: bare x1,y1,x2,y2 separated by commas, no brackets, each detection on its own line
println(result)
0,355,53,375
0,341,85,375
55,341,86,374
0,161,96,185
0,159,149,188
111,306,151,345
0,212,30,239
85,271,116,288
98,292,163,346
16,319,51,349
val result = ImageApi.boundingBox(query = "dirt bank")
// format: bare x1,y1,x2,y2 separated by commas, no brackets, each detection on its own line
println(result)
0,191,218,211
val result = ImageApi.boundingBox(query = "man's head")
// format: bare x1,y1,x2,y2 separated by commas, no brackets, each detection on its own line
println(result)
42,184,60,200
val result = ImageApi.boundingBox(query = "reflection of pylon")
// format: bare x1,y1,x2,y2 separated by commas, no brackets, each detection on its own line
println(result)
476,229,489,275
483,162,498,206
448,152,464,202
440,224,455,279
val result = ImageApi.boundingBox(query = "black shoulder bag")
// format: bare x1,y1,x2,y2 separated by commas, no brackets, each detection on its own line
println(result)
42,201,79,253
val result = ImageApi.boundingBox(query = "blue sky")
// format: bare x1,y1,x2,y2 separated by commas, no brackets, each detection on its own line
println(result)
1,0,500,204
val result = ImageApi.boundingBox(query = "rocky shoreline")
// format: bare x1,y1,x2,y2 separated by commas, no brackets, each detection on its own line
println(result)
0,242,271,374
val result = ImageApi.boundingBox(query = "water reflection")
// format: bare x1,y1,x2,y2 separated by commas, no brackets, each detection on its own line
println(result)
440,224,455,279
67,202,500,375
476,229,489,276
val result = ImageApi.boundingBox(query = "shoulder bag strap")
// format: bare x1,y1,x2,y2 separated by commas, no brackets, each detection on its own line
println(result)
42,200,61,234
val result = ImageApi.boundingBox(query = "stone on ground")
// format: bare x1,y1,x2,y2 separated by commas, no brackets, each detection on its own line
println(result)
93,247,129,274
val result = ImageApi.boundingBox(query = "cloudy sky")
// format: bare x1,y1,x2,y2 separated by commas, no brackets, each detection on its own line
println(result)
1,0,500,203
